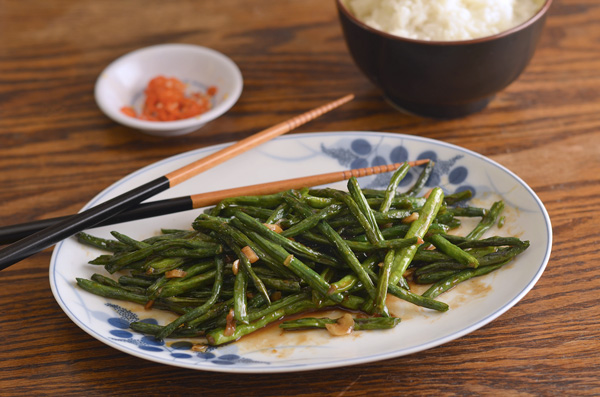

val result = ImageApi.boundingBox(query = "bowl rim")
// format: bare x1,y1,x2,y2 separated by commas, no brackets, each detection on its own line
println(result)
94,43,243,132
336,0,553,46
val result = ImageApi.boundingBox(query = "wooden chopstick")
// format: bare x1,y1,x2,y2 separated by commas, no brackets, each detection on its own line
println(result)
0,160,429,245
0,94,354,270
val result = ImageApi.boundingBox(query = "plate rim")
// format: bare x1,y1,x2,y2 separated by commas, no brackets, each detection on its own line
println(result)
49,131,553,373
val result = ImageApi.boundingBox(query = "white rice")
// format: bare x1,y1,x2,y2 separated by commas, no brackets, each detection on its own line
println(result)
342,0,545,41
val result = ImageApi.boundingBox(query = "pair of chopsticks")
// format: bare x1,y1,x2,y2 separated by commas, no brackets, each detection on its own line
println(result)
0,160,429,245
0,94,354,271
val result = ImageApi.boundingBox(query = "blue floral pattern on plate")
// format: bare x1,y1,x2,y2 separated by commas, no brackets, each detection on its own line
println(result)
50,132,552,373
101,303,267,366
320,138,470,194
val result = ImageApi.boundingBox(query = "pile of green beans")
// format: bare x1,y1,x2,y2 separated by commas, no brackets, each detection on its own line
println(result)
75,162,529,345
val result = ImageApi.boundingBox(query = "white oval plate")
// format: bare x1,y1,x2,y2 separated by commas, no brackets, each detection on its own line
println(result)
50,132,552,373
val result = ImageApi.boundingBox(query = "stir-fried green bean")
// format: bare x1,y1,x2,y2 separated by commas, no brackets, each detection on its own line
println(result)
428,234,479,268
74,162,529,346
466,201,505,240
379,162,411,212
154,255,225,339
280,316,401,331
347,177,384,243
406,160,435,197
283,192,377,300
389,187,445,288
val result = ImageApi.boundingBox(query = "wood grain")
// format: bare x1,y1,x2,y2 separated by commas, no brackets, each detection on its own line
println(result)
1,0,599,395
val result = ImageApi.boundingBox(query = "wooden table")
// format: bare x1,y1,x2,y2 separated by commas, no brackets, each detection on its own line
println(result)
1,0,598,395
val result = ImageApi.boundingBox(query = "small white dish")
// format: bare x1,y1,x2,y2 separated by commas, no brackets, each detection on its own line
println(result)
94,44,243,136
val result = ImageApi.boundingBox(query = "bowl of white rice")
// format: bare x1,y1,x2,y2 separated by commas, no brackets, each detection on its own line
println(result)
337,0,553,118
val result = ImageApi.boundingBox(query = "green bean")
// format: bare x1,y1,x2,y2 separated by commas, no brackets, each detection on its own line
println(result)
160,228,196,235
387,283,449,312
76,232,128,252
356,224,449,248
355,237,419,252
311,267,335,306
475,242,529,266
389,187,445,288
327,273,358,294
379,162,411,213
193,214,290,277
209,193,284,216
146,275,168,299
414,269,461,284
233,267,249,324
187,299,234,328
159,246,223,258
151,260,214,299
414,259,472,276
372,197,426,211
145,257,187,275
406,160,435,197
143,229,199,244
201,293,310,332
118,275,154,288
361,261,450,313
498,216,506,228
313,188,382,244
233,211,340,268
220,205,274,220
318,294,367,311
354,189,386,198
315,209,411,234
428,233,479,268
76,278,148,305
328,255,378,295
348,177,384,243
173,260,214,279
251,265,280,278
454,236,526,249
156,255,224,339
280,204,344,238
161,296,211,306
100,246,154,271
214,231,270,303
373,162,401,323
434,212,457,226
158,269,216,298
413,249,452,263
466,201,504,240
110,231,150,250
248,231,344,303
76,161,530,345
265,202,289,224
422,260,513,299
374,249,396,315
280,316,401,331
414,243,527,278
99,239,220,273
206,299,316,345
301,194,337,209
129,321,205,338
90,273,146,295
446,206,487,218
443,189,473,205
87,254,113,266
284,192,377,299
260,276,302,292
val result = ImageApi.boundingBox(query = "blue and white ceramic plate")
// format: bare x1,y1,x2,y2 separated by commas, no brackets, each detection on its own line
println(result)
49,132,552,373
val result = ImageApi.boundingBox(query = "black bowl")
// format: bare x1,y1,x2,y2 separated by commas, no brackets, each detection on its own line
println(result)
337,0,553,119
